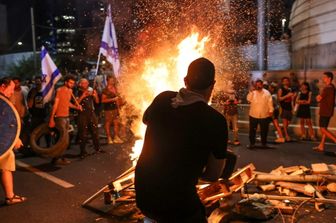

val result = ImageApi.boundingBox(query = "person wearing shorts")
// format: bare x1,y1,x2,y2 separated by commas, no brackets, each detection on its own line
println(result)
102,75,123,144
269,83,285,143
313,72,336,152
0,77,26,205
295,82,315,141
278,77,295,141
223,94,240,145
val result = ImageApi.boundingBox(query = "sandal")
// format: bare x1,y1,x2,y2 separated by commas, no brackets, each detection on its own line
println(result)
5,195,27,205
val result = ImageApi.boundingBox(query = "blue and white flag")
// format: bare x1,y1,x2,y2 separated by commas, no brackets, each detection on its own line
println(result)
41,46,62,104
99,4,120,77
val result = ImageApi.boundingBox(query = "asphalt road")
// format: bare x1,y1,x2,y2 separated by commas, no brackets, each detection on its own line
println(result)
0,132,336,223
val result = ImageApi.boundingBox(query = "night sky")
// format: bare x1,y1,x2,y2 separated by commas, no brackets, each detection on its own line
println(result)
0,0,295,54
0,0,32,52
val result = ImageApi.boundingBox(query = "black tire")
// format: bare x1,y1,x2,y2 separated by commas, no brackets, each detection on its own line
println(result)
30,123,69,158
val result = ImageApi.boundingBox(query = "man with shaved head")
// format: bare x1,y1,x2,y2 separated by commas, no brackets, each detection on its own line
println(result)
77,78,102,158
77,78,103,159
135,58,231,222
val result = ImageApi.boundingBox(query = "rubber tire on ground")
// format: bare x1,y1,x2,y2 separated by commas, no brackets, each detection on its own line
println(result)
30,123,69,158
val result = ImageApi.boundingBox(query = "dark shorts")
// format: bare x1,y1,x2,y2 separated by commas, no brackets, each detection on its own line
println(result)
104,109,119,123
319,116,331,128
281,109,292,121
272,109,279,120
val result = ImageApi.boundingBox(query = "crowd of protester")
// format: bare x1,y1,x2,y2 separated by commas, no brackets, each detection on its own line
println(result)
2,68,336,160
213,71,336,150
1,66,131,165
1,59,336,209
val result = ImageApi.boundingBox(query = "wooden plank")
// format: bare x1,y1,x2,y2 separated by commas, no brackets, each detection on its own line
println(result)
255,173,336,182
311,163,329,174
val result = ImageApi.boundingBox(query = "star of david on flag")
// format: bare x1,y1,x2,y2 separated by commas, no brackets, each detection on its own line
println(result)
40,46,62,104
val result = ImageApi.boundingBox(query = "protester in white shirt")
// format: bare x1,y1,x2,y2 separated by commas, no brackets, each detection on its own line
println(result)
246,79,274,148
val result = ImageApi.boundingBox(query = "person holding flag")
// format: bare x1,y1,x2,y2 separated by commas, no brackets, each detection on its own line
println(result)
96,4,120,77
41,46,62,105
40,46,81,165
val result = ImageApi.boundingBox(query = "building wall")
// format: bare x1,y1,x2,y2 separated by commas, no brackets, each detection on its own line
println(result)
289,0,336,69
241,41,291,70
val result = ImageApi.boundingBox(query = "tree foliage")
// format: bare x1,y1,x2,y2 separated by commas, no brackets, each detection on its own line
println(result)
7,56,40,79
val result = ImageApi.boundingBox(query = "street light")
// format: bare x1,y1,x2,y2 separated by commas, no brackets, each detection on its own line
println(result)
17,41,23,46
281,18,287,35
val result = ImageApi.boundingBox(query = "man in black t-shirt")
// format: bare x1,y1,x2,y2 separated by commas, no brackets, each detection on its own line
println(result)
77,78,102,158
28,77,48,131
135,58,230,222
278,77,295,141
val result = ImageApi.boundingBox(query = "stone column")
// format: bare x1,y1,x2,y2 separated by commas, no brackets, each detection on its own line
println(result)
257,0,268,71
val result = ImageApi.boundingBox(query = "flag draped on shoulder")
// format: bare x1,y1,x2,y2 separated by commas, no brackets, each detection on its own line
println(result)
99,4,120,76
41,46,62,104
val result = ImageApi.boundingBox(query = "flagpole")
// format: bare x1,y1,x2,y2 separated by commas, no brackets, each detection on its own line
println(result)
94,52,102,76
30,7,37,75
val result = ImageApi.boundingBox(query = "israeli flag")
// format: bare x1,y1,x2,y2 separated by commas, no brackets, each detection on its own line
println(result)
41,46,62,104
99,4,120,76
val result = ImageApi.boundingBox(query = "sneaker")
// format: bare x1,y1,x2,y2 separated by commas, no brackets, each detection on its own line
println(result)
233,140,241,146
52,158,71,165
275,137,285,143
79,152,89,159
113,136,124,144
107,137,113,144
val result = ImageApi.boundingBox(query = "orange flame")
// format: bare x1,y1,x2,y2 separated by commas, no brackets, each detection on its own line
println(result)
130,32,209,166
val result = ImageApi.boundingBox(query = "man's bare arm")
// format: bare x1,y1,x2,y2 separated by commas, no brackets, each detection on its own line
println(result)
49,97,59,127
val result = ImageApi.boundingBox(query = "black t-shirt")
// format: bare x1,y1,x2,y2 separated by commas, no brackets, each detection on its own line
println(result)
28,88,47,117
78,90,95,115
135,91,228,220
280,87,293,111
102,88,118,110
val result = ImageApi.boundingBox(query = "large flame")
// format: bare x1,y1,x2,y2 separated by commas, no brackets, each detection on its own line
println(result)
130,32,209,166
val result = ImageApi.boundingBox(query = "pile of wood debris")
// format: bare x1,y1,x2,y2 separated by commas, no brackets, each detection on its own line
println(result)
83,163,336,222
204,163,336,222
